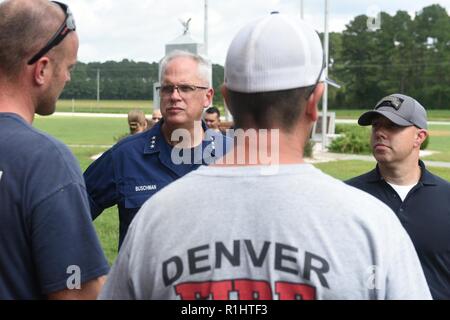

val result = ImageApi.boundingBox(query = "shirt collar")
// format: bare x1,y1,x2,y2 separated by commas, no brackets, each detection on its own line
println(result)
418,160,438,186
143,119,221,158
367,160,437,186
143,120,164,155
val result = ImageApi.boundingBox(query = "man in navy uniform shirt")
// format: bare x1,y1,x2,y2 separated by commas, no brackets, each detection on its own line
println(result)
0,0,109,299
84,50,230,248
346,94,450,299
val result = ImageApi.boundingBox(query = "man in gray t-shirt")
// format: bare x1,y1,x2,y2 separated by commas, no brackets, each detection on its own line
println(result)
99,13,431,300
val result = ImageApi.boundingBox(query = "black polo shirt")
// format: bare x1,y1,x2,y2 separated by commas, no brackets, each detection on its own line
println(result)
346,161,450,299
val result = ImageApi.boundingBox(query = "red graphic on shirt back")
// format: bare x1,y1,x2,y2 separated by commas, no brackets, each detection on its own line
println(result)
175,279,316,300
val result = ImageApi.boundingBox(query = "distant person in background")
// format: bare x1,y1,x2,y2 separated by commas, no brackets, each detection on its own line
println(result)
128,109,148,135
204,106,223,133
0,0,108,299
346,94,450,299
84,50,231,249
151,109,162,124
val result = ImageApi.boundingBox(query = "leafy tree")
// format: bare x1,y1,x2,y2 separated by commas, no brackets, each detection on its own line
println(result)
61,5,449,111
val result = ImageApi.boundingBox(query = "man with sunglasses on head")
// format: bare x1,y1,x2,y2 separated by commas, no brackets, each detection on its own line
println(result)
346,94,450,299
99,14,430,300
84,50,231,250
0,0,109,299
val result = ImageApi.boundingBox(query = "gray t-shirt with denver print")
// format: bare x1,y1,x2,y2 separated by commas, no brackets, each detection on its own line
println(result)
100,164,431,300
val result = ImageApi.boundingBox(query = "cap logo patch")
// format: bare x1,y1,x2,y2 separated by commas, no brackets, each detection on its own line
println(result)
375,96,404,110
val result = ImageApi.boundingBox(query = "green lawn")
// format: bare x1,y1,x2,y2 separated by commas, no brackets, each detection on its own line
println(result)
56,99,153,114
56,100,449,121
314,160,374,181
33,114,450,265
334,109,450,121
34,116,129,147
422,125,450,162
34,117,124,264
57,99,230,120
333,123,450,163
315,160,450,182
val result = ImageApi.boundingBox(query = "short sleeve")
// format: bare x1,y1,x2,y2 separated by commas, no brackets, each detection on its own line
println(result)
31,182,110,294
84,149,118,219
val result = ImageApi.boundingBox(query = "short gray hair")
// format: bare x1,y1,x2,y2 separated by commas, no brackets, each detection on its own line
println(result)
159,50,211,87
0,0,65,78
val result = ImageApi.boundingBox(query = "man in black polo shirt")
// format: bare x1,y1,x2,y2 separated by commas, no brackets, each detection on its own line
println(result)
346,93,450,300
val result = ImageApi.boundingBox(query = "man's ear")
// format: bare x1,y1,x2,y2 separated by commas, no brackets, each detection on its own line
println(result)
305,83,325,122
415,129,428,148
33,57,51,86
204,87,214,108
220,85,234,117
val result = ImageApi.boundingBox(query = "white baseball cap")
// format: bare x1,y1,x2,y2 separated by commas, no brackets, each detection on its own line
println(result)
224,12,339,93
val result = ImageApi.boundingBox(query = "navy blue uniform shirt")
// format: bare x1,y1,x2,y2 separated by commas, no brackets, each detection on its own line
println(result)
84,119,232,248
346,161,450,299
0,113,109,299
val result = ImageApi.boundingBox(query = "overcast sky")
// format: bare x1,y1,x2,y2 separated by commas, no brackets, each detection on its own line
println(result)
53,0,450,64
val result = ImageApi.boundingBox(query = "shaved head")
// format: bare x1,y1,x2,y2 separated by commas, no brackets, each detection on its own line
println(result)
0,0,66,79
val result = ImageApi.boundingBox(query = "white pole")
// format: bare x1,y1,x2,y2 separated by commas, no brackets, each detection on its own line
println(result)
300,0,304,19
72,98,75,113
322,0,329,151
96,68,100,104
204,0,209,55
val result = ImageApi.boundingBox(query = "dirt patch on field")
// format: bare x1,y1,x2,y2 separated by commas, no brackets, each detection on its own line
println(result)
429,130,450,137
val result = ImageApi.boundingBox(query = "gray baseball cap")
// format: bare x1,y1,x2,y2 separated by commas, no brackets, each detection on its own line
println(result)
358,94,428,129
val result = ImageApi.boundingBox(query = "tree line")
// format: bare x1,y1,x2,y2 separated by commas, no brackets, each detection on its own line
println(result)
61,4,449,109
61,59,225,105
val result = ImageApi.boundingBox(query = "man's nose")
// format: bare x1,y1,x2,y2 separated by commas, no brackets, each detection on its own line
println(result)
373,126,386,139
170,87,182,99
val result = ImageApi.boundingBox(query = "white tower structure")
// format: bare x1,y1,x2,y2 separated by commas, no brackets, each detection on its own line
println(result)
153,17,212,110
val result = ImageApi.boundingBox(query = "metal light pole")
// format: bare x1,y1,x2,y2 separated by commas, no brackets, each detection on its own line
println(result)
96,68,100,104
322,0,329,151
300,0,304,19
204,0,209,55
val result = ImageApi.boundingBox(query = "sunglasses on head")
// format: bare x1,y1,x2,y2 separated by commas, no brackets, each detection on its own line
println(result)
27,1,76,65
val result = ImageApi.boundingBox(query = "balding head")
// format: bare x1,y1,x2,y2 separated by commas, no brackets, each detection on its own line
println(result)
0,0,68,79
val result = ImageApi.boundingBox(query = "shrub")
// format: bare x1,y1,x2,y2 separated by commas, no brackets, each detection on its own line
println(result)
329,126,371,154
304,140,315,158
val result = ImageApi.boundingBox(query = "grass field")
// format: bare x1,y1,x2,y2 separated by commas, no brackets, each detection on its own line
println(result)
315,160,450,182
34,116,125,263
422,125,450,162
58,100,450,121
56,99,230,121
56,99,153,114
33,113,450,265
334,109,450,121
